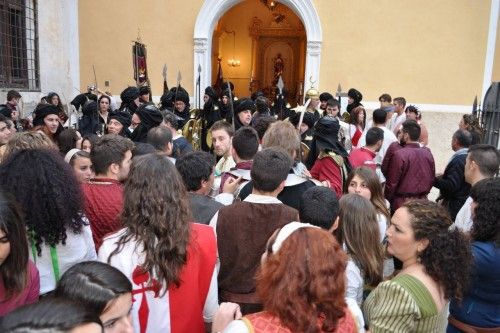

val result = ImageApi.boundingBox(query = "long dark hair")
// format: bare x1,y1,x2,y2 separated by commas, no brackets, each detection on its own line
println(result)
58,128,80,155
346,167,390,219
339,194,384,287
0,191,29,300
108,153,191,291
55,261,132,316
403,200,472,300
470,178,500,246
0,149,85,256
1,298,102,332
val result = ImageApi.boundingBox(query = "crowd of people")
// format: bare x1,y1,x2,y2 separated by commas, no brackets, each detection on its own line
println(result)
0,84,498,333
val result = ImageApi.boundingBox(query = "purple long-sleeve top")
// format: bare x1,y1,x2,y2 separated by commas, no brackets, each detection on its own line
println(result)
384,143,435,212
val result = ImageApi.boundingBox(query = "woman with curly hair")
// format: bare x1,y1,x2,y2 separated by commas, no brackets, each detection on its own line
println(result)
448,178,500,332
0,131,56,162
459,113,483,145
364,200,472,332
98,153,218,333
0,149,97,295
0,190,39,315
339,194,384,307
213,223,359,333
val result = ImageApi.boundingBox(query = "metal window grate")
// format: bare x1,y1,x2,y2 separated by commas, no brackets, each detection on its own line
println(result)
0,0,39,90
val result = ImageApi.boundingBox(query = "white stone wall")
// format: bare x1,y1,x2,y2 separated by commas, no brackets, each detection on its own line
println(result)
0,0,79,115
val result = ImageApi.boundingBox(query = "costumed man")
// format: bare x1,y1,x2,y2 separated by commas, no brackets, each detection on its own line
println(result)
303,87,322,123
306,116,352,199
119,87,141,115
171,86,191,128
251,96,271,127
159,90,175,112
219,89,233,124
107,111,132,138
325,98,352,151
346,88,363,116
319,92,334,113
290,111,315,148
139,86,151,104
200,86,222,152
234,98,255,131
78,101,100,136
130,103,163,143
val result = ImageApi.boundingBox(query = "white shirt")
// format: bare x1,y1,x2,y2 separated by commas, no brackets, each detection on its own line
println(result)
99,228,219,333
32,223,97,294
209,194,282,233
346,259,363,306
389,112,406,134
452,196,473,232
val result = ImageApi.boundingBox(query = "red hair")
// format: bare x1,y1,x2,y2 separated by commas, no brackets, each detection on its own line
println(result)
257,228,347,333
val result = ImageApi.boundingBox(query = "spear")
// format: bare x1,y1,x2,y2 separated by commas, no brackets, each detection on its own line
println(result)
197,64,202,110
226,81,235,129
162,64,168,93
174,70,182,104
277,75,284,120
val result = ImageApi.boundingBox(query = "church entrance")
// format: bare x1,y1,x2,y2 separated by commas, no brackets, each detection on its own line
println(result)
193,0,322,108
211,0,306,105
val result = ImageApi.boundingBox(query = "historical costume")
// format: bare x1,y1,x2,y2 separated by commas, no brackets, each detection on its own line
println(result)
364,274,448,332
290,111,315,148
119,87,140,115
130,103,163,143
77,101,100,136
211,194,298,314
200,86,222,152
346,88,363,115
383,142,435,212
107,110,132,138
234,98,256,131
171,86,191,128
98,223,218,333
306,116,351,198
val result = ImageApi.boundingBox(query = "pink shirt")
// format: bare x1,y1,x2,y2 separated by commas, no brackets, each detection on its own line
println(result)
0,261,40,316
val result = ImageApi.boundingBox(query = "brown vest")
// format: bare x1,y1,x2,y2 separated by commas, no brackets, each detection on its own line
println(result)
217,201,297,297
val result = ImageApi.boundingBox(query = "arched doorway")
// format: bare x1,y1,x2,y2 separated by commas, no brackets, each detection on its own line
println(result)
193,0,322,107
212,1,306,104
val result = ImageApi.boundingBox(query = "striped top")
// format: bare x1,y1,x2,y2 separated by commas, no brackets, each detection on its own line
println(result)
363,274,447,332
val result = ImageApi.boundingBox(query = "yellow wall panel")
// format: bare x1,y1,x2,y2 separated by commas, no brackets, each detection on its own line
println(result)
79,0,491,106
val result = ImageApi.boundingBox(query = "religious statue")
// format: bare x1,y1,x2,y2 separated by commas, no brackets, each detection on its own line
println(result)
273,53,284,85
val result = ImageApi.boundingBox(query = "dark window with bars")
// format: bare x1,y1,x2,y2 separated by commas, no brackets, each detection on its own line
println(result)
0,0,39,90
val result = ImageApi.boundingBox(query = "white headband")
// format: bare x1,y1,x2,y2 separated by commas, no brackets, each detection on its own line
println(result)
271,221,319,254
64,148,82,163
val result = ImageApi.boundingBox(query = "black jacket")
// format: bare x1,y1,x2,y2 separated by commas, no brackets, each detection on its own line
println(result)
434,151,470,219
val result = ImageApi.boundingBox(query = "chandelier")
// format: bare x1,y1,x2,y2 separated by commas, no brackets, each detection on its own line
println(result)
260,0,278,11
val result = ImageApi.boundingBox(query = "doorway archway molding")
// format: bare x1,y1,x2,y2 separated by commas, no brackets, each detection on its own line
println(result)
193,0,322,106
